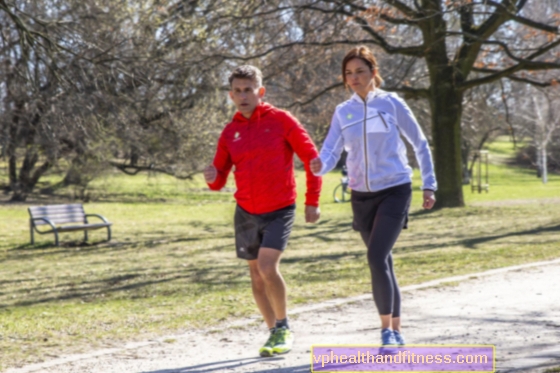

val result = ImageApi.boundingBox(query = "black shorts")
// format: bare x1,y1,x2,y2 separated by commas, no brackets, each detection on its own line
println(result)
351,183,412,232
234,204,296,260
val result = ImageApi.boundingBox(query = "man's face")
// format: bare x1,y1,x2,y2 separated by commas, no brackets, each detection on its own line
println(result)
229,78,265,118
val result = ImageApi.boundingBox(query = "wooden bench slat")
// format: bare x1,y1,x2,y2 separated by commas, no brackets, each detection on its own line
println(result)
34,215,88,225
30,210,84,217
29,205,84,215
29,203,83,210
34,212,86,219
54,223,112,232
38,223,112,233
29,208,84,214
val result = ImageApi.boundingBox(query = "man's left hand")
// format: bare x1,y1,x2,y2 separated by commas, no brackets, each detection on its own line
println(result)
305,205,320,223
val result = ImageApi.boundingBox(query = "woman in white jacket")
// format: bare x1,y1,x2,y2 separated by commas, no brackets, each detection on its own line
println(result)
310,46,437,346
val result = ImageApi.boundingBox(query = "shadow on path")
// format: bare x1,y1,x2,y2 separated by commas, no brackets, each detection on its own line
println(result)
140,357,309,373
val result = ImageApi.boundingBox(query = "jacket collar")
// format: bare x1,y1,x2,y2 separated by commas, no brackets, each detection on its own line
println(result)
232,102,273,122
350,89,385,104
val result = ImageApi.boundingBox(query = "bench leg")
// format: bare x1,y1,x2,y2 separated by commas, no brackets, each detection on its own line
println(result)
54,230,59,247
30,221,34,245
84,230,88,243
106,226,112,242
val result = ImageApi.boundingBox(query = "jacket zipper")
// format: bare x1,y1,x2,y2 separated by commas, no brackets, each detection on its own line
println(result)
362,100,372,192
379,112,389,130
248,117,255,213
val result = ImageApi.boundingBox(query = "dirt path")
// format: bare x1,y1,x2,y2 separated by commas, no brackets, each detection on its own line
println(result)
7,259,560,373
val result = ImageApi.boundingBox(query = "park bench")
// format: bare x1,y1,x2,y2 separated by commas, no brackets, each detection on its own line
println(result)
28,204,112,246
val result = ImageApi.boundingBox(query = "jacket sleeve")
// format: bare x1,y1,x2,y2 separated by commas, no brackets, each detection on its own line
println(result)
284,113,322,207
207,130,232,191
389,95,438,191
316,109,344,176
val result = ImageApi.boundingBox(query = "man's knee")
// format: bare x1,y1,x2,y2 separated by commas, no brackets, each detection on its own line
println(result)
257,261,279,281
249,261,266,286
251,276,266,293
256,247,282,280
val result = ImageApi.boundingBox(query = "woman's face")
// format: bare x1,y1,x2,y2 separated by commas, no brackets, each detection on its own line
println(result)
344,58,375,98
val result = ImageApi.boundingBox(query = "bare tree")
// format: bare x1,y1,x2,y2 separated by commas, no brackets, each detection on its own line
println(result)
460,82,511,183
514,85,560,183
0,0,234,201
195,0,560,207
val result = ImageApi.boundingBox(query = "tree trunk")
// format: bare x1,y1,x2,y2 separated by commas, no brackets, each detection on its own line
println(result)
430,72,465,208
542,147,548,184
9,149,51,202
8,154,17,191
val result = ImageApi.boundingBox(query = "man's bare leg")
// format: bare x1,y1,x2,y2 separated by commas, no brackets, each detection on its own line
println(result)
248,259,275,329
257,247,287,320
257,247,293,355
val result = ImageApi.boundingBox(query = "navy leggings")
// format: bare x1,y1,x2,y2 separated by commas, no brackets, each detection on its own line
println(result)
351,183,412,317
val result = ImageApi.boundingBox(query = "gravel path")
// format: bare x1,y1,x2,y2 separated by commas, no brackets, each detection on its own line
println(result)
7,259,560,373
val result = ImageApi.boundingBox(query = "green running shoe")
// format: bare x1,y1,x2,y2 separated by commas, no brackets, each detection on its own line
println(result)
272,327,294,354
259,329,277,357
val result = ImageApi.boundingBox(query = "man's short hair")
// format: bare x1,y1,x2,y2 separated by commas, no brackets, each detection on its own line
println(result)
228,65,263,88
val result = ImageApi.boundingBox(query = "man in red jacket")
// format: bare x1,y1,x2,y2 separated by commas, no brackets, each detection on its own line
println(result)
204,65,321,357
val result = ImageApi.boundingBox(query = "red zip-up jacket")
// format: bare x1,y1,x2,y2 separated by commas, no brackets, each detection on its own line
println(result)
207,102,322,214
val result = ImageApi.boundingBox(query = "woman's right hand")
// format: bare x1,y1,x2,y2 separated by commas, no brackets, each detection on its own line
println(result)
310,157,322,174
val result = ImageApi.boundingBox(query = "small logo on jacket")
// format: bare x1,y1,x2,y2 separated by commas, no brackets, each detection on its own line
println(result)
233,132,241,141
347,113,353,119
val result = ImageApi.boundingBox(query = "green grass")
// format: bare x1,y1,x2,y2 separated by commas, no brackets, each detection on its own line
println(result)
1,138,560,370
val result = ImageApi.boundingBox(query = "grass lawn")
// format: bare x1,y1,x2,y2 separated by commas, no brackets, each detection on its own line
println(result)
1,138,560,370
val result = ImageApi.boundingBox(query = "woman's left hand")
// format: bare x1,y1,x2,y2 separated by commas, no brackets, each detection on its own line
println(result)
423,190,436,210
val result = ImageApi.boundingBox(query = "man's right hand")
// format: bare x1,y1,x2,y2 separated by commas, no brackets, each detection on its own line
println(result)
310,157,322,174
204,165,217,184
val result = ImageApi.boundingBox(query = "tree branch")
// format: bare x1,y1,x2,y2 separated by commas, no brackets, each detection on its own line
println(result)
464,36,560,64
347,13,425,56
460,59,560,90
473,68,559,87
196,39,425,64
475,0,516,40
283,82,344,109
455,0,513,76
379,13,419,26
109,161,195,180
385,85,430,99
499,79,517,148
485,0,559,33
296,3,425,56
526,38,560,61
384,0,420,18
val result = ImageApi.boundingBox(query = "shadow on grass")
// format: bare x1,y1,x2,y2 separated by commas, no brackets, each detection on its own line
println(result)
409,208,435,218
3,216,559,309
289,219,353,243
5,230,234,258
0,257,253,308
282,251,362,264
460,223,560,249
293,215,560,255
0,242,371,309
394,223,560,253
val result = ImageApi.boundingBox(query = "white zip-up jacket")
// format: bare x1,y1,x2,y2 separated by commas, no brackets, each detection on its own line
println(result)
315,89,437,192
